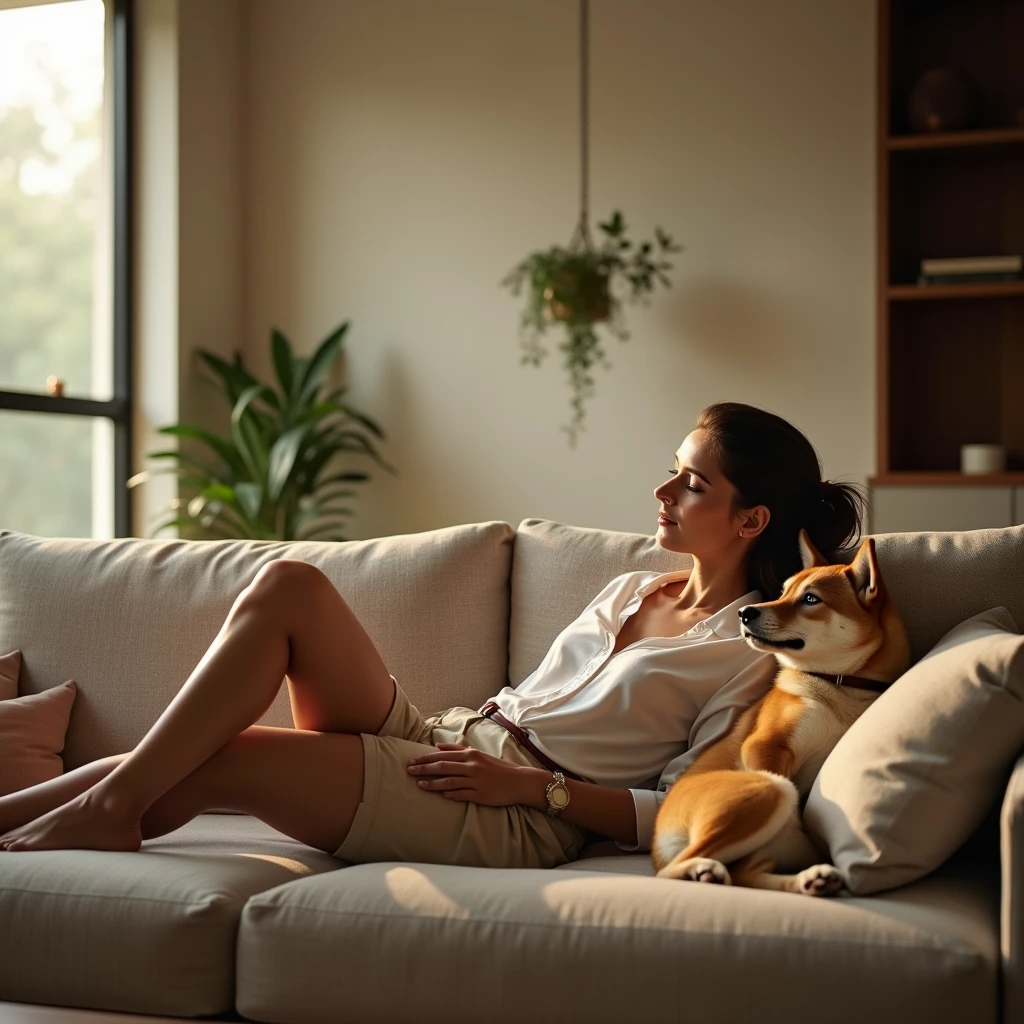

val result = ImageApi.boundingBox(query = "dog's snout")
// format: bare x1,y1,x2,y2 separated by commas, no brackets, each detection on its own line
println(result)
740,605,760,625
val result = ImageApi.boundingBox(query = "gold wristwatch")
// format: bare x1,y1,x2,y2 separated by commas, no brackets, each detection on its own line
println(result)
544,771,570,818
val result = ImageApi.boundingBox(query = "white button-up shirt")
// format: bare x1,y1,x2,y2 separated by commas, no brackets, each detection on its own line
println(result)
489,569,778,852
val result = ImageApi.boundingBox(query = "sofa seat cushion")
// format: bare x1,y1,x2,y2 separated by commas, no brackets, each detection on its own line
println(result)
235,844,997,1024
0,813,340,1017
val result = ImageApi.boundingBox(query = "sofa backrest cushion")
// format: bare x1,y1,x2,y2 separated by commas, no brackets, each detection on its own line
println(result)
510,520,1024,684
0,522,514,769
509,519,693,685
871,524,1024,664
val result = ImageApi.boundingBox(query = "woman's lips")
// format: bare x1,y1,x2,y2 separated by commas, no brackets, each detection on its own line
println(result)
658,514,676,526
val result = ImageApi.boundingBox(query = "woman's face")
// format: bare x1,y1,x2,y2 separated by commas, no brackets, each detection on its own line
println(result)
653,428,750,560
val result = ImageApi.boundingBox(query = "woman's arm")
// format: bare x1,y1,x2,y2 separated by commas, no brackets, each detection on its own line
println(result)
518,768,638,848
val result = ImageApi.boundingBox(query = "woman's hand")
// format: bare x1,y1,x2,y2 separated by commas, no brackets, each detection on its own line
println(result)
406,744,540,807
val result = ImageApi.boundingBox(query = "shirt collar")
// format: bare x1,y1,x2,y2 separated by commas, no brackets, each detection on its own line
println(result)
636,570,761,640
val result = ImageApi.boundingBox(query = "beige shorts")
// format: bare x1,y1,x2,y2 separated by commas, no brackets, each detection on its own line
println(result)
333,676,587,869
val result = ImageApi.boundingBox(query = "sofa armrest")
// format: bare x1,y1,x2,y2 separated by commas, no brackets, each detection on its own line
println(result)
1001,751,1024,1024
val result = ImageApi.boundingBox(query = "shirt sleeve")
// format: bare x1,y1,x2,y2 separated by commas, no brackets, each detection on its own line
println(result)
614,651,778,853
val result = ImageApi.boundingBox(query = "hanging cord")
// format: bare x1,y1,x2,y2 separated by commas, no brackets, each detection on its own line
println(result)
570,0,593,252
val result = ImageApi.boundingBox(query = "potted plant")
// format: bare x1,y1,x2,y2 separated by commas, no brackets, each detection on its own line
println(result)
127,321,395,541
502,210,681,447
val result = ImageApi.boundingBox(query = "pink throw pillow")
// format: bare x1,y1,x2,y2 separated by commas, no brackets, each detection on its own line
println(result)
0,649,77,797
0,649,19,701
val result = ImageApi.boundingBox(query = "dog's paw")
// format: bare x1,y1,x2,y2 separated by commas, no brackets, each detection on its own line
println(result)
797,863,844,897
658,857,731,885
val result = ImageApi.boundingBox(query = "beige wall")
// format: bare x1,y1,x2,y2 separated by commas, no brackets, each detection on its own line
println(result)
238,0,876,540
132,0,244,537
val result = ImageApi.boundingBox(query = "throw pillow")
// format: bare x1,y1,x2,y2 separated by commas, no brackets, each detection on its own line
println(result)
803,606,1024,895
0,649,19,700
0,656,78,797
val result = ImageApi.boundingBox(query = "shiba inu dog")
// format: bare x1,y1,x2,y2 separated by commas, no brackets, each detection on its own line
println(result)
650,529,909,896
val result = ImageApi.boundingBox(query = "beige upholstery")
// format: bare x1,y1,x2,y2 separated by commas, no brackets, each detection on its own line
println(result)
509,518,692,685
0,523,514,768
0,520,1021,1024
0,814,340,1017
236,843,998,1024
871,524,1024,663
806,607,1024,895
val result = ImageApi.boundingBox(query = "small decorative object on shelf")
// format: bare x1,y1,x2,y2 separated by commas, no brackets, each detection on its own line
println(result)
45,376,64,398
500,0,681,448
127,322,395,541
960,444,1006,476
917,254,1023,286
908,66,979,133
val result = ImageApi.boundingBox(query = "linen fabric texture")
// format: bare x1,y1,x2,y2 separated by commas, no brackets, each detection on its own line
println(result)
493,566,777,852
334,675,584,869
804,607,1024,895
0,522,514,769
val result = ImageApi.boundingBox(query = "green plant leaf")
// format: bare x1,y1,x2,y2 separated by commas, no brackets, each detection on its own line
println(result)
144,448,223,479
271,329,296,406
267,421,316,502
157,425,247,479
317,470,371,485
199,350,281,413
333,402,386,440
234,481,264,521
297,322,349,409
230,384,274,482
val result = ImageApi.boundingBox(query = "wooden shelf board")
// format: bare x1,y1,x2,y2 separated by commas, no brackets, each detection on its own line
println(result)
888,126,1024,152
887,281,1024,301
870,473,1024,487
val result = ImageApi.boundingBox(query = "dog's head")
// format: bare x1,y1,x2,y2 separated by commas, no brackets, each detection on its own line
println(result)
738,530,909,680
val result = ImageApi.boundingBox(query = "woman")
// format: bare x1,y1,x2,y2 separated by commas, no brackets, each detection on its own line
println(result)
0,402,864,867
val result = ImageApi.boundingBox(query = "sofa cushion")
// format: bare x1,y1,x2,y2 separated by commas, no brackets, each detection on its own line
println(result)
509,519,692,685
0,813,340,1017
0,522,514,768
0,649,18,700
511,521,1024,681
0,678,77,797
804,607,1024,896
236,843,996,1024
870,524,1024,664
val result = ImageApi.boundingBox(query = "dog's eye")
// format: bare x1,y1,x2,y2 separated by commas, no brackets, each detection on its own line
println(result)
802,593,821,605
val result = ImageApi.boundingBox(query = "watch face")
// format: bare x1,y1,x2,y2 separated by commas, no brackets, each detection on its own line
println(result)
551,786,569,808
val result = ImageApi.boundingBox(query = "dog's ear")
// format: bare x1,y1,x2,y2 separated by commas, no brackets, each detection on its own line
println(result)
798,529,828,570
848,537,881,606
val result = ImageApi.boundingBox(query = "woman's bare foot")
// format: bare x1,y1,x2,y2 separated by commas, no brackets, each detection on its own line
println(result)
0,788,142,853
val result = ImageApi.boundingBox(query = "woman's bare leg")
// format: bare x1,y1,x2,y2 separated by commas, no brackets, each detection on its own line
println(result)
1,727,367,853
0,559,397,852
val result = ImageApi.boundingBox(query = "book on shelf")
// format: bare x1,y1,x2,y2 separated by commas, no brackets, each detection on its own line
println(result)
919,255,1023,276
916,271,1024,286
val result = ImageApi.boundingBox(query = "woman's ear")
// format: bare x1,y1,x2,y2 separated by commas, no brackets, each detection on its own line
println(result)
738,505,770,539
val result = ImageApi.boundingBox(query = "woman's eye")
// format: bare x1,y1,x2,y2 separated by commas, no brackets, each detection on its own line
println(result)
802,593,821,605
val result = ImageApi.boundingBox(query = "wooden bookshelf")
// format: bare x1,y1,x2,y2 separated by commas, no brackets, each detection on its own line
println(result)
876,0,1024,485
887,280,1024,301
888,125,1024,151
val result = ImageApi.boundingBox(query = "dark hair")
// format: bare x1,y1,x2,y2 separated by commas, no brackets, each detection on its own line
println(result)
695,402,866,599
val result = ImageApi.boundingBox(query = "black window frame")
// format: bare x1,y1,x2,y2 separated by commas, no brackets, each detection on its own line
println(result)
0,0,133,537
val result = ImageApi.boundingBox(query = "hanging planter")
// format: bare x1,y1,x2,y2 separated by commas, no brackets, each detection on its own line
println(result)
501,0,682,448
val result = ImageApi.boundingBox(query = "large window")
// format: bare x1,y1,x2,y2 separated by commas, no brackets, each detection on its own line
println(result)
0,0,131,538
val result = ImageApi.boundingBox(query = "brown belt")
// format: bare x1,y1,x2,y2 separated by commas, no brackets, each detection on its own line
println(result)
478,701,584,782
